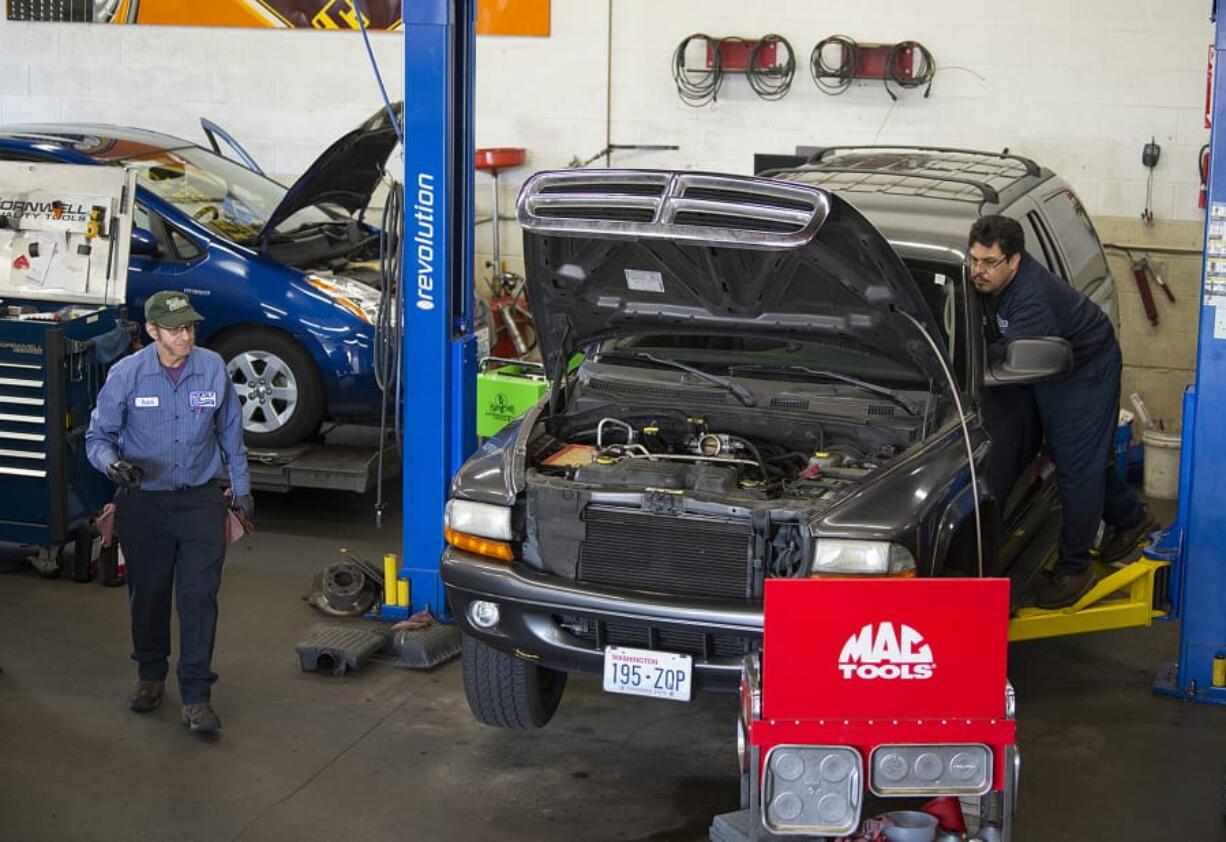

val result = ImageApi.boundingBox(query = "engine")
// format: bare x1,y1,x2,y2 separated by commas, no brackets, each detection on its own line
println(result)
530,414,896,500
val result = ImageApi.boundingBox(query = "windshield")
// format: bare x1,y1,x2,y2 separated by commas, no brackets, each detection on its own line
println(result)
595,334,929,389
904,257,968,388
120,146,336,244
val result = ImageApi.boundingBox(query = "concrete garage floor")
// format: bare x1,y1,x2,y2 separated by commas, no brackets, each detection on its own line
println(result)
1,488,1223,841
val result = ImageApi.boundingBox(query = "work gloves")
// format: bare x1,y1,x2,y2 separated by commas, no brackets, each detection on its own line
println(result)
106,460,143,489
231,493,255,523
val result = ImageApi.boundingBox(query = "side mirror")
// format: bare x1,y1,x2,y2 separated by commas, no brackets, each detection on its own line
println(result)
131,227,159,257
986,336,1074,386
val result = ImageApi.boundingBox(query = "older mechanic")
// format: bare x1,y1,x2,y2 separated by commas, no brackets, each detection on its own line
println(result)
968,215,1155,609
86,290,252,733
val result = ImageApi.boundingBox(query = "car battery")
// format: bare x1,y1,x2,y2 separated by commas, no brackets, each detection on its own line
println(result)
0,162,137,574
475,357,547,438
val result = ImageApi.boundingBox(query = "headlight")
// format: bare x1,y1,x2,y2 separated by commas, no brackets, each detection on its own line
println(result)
811,540,916,576
446,499,512,540
307,274,381,324
444,499,514,562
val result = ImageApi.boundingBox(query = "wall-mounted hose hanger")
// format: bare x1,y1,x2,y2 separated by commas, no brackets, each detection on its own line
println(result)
672,33,796,106
810,36,935,99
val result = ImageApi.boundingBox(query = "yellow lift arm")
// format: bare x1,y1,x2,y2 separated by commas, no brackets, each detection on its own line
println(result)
1009,558,1170,642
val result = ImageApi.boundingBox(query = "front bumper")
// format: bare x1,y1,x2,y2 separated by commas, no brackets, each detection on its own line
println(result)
441,548,763,690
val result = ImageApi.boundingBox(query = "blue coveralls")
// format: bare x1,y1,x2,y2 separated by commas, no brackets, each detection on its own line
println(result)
987,254,1145,575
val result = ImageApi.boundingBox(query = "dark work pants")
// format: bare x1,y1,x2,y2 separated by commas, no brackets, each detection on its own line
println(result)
983,384,1042,515
1036,345,1146,576
115,483,227,705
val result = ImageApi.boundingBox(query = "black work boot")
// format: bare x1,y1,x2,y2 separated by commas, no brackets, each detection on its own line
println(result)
1035,567,1097,609
181,702,222,732
1098,512,1160,563
129,680,164,713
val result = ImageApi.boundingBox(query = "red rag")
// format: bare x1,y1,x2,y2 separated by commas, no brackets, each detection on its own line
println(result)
922,796,966,833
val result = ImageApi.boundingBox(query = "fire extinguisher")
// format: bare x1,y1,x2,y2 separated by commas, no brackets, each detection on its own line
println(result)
1199,144,1211,209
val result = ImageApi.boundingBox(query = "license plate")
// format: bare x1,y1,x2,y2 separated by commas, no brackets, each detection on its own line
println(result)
602,646,693,702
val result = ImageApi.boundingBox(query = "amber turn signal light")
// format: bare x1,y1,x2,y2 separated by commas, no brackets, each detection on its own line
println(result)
444,526,514,562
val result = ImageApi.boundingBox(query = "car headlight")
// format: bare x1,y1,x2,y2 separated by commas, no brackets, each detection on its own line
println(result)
811,540,916,577
444,499,514,561
307,274,381,324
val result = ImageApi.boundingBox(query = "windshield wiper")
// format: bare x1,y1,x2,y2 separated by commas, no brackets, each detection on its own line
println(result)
596,351,757,407
728,363,920,415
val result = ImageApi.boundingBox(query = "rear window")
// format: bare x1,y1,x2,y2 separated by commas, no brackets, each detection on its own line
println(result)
1041,189,1108,292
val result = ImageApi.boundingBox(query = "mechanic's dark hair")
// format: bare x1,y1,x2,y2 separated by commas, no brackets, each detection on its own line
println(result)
969,215,1024,259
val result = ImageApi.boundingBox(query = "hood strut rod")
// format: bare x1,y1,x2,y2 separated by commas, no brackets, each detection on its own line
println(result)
897,309,984,578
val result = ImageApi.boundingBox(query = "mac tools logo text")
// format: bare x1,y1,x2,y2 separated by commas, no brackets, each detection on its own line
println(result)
837,622,935,680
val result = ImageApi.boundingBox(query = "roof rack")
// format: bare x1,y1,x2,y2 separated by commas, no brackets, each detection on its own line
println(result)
771,145,1046,208
787,166,1004,204
805,145,1041,176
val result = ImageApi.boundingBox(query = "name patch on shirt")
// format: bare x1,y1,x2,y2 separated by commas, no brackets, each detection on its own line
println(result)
135,396,159,408
189,390,217,409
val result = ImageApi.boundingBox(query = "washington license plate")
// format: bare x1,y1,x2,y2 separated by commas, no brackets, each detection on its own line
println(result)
602,646,693,701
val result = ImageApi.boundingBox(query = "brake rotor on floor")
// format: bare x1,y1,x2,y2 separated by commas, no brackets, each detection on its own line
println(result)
306,561,376,617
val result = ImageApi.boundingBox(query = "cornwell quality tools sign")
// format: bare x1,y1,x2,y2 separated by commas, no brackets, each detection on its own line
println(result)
0,196,93,225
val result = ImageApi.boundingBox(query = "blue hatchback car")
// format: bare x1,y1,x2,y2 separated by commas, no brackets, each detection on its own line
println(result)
0,107,398,447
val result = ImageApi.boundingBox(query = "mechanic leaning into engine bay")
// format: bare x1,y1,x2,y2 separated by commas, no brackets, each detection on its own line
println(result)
968,214,1156,609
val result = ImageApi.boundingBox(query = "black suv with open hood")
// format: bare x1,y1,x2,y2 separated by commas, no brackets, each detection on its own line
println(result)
441,168,1073,729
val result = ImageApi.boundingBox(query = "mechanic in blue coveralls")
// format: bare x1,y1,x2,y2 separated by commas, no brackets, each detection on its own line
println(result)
85,290,253,733
969,215,1156,609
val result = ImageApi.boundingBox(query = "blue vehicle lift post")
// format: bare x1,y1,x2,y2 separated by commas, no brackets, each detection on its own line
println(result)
1151,5,1226,705
395,0,477,623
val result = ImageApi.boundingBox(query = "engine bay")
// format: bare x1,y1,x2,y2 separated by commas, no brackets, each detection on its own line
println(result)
529,409,911,501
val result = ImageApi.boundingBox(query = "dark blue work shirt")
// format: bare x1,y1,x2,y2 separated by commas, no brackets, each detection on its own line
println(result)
85,344,251,495
987,254,1116,371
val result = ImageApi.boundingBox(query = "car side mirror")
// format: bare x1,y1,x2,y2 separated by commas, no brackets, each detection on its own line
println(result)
986,336,1074,386
131,227,159,257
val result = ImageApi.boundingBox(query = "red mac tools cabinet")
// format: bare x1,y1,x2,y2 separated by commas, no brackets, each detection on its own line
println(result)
734,579,1017,841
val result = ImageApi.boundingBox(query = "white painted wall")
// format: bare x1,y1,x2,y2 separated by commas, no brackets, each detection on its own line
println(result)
0,18,406,178
479,1,1215,250
0,1,1215,268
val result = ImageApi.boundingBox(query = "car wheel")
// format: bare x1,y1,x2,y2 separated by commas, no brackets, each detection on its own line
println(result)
213,329,324,448
461,634,567,729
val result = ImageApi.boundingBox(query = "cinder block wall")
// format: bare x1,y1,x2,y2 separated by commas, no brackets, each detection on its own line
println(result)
1096,217,1203,428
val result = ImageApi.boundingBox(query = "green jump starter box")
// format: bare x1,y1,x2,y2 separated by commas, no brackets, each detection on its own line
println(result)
476,358,548,438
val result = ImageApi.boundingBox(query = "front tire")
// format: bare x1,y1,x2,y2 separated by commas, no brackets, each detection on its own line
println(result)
212,329,324,448
461,634,567,729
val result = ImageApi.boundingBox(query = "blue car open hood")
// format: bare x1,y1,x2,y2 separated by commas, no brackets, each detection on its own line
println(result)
258,103,402,249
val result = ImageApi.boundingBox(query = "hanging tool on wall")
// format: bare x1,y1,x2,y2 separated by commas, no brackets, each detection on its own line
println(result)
1141,137,1161,225
1141,256,1176,304
1130,254,1161,326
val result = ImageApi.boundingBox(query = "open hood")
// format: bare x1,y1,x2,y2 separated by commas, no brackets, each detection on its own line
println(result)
516,170,948,383
258,103,401,248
